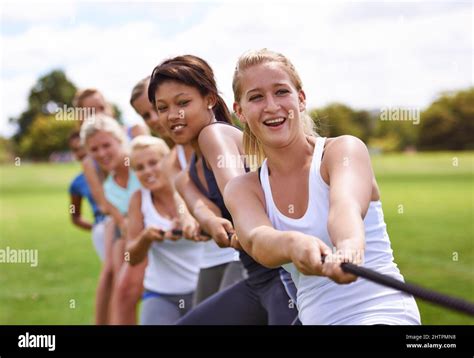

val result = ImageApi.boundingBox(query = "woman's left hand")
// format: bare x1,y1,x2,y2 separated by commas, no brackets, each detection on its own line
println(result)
322,245,364,284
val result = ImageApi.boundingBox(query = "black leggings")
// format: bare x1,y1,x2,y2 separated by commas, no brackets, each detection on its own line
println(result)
177,268,300,325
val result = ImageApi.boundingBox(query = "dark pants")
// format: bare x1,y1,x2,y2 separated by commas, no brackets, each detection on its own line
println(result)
177,268,300,325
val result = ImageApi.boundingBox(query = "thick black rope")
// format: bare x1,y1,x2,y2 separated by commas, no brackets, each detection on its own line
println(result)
164,229,474,316
159,229,230,240
340,262,474,316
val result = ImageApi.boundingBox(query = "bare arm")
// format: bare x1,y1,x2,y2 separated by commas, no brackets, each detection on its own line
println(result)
70,194,93,231
82,156,125,229
324,135,371,262
174,170,224,233
125,190,163,266
198,125,247,194
224,174,332,270
160,150,206,241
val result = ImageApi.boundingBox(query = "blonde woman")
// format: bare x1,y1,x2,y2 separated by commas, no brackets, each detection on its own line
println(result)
224,49,421,325
126,135,202,324
80,114,142,324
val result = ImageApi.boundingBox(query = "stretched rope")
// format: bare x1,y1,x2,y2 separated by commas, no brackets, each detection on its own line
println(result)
340,262,474,316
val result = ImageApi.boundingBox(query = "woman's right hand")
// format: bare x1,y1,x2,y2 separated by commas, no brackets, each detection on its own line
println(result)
289,233,332,276
142,226,165,243
203,216,234,248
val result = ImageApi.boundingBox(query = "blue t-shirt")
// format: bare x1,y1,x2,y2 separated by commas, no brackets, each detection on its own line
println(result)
69,173,105,224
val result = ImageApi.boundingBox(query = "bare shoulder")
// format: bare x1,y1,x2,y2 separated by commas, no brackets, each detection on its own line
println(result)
320,135,370,181
224,171,263,205
324,135,368,156
198,123,242,146
130,189,142,207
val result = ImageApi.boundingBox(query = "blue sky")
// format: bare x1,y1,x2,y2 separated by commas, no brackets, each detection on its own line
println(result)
1,0,472,137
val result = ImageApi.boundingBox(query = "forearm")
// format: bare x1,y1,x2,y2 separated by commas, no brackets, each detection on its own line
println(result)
126,231,152,266
107,203,125,227
327,201,365,253
175,173,221,231
190,201,221,233
241,226,296,268
71,216,93,231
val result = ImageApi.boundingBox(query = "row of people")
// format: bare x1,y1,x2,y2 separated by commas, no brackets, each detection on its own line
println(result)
69,49,421,325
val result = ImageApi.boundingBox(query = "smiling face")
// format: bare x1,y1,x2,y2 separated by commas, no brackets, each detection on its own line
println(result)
85,130,124,172
153,80,214,145
132,88,168,138
131,146,167,191
234,62,306,149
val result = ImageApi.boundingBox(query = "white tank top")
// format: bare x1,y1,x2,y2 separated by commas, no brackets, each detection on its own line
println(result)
259,137,420,325
176,145,188,170
141,188,201,294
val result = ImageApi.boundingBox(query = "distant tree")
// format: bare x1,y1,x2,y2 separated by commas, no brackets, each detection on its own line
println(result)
417,88,474,150
371,111,420,152
18,114,76,160
309,103,375,143
10,70,77,144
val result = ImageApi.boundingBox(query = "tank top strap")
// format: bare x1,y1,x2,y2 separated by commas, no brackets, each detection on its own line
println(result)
189,153,209,195
312,137,327,171
176,145,188,170
140,187,152,213
203,120,242,132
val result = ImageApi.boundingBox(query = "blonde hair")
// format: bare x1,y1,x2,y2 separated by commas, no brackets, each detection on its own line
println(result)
130,135,170,162
232,49,317,170
80,113,127,148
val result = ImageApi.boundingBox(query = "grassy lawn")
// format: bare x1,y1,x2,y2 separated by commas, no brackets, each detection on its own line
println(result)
0,152,473,325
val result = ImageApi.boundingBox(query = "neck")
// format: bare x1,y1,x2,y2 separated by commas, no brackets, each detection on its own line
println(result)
264,132,315,175
114,155,129,177
151,182,175,207
191,109,216,158
183,143,194,162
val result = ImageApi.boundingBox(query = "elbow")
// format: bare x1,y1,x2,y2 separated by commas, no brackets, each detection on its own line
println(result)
245,230,279,269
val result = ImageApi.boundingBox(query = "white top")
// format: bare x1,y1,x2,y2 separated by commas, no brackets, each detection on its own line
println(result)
199,240,240,269
259,137,421,325
176,145,188,171
141,188,201,294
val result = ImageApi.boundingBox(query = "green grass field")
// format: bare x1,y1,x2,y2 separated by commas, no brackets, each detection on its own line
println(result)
0,152,473,325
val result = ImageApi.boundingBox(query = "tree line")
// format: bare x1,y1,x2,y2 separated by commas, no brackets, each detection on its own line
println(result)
3,70,473,161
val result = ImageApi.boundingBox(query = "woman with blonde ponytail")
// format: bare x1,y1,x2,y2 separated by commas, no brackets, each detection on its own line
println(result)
225,49,420,325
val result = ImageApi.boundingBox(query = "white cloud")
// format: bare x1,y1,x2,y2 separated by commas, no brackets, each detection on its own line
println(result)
0,1,472,137
1,2,77,22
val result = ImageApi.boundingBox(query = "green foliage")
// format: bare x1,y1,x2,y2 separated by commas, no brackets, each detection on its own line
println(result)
10,70,77,144
18,115,77,160
371,115,420,152
307,88,473,152
0,137,15,163
417,88,474,150
310,103,375,143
